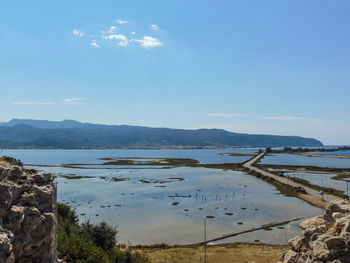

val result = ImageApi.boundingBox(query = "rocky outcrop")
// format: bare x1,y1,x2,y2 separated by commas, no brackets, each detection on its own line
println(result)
0,157,57,263
278,199,350,263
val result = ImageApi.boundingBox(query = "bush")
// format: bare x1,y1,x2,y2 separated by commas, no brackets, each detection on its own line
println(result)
57,203,79,225
108,249,150,263
79,221,118,251
57,203,79,235
57,232,109,263
57,203,150,263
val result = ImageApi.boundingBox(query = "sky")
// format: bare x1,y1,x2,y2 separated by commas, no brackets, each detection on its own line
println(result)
1,0,350,145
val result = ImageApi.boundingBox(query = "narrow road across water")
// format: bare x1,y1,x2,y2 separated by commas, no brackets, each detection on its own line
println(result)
243,152,339,203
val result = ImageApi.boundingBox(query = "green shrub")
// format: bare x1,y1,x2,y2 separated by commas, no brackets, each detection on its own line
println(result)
57,203,79,235
56,203,150,263
79,221,118,251
108,248,150,263
57,203,78,225
57,232,109,263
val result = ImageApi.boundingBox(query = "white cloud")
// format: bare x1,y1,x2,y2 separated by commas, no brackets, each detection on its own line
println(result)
117,19,129,24
72,29,84,37
12,101,55,105
131,31,136,35
63,98,83,105
102,26,117,34
150,24,159,31
102,34,129,47
134,36,162,48
109,26,117,32
91,41,101,48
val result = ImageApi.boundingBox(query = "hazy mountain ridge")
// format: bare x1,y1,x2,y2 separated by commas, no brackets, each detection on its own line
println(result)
0,119,323,148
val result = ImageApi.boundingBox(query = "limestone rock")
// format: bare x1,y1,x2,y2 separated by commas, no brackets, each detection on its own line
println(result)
0,158,57,263
288,235,304,252
278,200,350,263
300,215,325,230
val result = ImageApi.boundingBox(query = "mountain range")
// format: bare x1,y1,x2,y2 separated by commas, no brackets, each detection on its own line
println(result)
0,119,323,149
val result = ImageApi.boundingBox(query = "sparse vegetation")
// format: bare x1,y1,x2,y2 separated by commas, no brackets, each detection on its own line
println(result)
269,146,350,159
271,147,312,153
61,174,93,180
331,173,350,181
257,164,350,174
134,243,287,263
0,156,23,166
219,152,254,157
286,177,348,199
102,158,199,167
201,163,243,170
256,165,349,198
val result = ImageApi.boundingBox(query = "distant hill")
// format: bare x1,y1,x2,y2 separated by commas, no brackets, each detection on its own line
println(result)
0,119,323,149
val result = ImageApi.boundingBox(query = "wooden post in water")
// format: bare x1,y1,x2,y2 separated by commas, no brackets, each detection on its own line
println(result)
204,216,214,263
204,217,207,263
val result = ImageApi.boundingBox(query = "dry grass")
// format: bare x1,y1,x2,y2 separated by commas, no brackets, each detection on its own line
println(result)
0,160,12,168
298,193,329,209
134,243,287,263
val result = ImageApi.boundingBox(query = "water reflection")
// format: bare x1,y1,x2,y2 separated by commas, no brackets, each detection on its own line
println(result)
34,165,322,245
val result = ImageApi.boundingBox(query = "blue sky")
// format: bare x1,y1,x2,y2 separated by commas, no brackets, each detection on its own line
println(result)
1,0,349,145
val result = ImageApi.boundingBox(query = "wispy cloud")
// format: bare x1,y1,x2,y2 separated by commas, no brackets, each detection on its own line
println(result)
12,99,84,106
258,115,303,121
135,36,162,48
150,24,159,31
131,31,136,35
116,19,129,24
72,29,84,37
102,34,129,47
63,98,83,105
91,40,101,48
207,113,323,123
207,113,251,118
12,101,55,105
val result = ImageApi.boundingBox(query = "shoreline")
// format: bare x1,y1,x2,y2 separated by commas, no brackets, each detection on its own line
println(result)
297,152,350,159
0,145,331,150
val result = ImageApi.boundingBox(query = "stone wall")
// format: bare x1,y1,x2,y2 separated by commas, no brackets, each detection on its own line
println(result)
278,199,350,263
0,157,57,263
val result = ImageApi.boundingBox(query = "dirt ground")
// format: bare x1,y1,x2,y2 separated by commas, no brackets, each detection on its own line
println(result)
298,193,331,209
135,243,287,263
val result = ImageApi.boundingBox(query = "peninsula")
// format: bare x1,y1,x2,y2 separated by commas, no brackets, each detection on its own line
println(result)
0,119,323,149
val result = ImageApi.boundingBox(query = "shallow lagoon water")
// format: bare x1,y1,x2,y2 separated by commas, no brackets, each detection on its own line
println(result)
285,171,348,193
2,149,324,245
30,165,322,245
260,153,350,169
2,148,258,165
